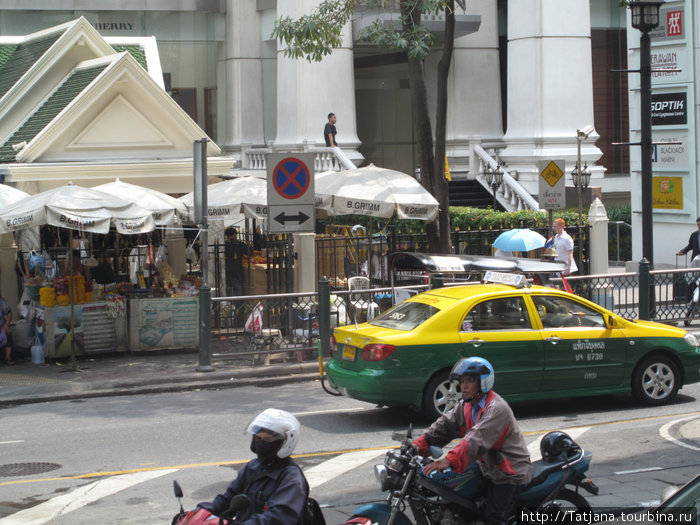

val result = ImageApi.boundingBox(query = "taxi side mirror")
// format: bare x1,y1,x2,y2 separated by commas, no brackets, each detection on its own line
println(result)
604,315,616,329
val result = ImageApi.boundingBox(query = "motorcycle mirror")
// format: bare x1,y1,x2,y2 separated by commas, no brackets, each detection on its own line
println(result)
407,423,413,440
391,431,406,442
173,480,184,515
428,446,443,460
173,480,183,499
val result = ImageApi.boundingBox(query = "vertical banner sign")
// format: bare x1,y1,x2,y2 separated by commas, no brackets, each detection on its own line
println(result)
538,160,566,210
193,141,204,225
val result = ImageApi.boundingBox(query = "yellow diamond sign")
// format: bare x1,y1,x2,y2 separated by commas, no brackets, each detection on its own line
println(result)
541,161,564,187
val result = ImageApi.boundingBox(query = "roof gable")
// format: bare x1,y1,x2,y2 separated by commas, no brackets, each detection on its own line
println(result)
0,64,107,162
0,33,63,99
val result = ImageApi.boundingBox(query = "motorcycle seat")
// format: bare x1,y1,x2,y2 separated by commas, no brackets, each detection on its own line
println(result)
526,455,577,488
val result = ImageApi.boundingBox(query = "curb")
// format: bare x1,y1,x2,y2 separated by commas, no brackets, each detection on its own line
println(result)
0,363,324,408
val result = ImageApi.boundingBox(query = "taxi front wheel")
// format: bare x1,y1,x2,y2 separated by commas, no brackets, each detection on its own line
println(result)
631,354,680,405
423,371,459,420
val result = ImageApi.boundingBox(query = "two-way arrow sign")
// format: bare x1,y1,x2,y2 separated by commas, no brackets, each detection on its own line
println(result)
274,211,310,225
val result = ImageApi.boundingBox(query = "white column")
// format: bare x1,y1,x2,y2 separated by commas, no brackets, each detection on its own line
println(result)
223,0,265,153
502,0,602,195
588,197,609,275
274,0,361,155
446,0,503,176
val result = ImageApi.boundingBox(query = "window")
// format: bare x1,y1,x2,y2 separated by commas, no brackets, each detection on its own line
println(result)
532,296,605,328
462,296,530,331
370,301,440,331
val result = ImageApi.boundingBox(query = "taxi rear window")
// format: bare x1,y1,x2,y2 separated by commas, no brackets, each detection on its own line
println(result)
369,301,440,331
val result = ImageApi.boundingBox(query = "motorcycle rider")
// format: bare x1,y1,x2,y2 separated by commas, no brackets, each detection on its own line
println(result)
413,357,532,525
197,408,307,523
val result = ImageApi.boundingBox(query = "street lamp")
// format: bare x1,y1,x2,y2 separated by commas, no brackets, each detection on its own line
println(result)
485,164,503,209
630,0,663,266
574,125,595,226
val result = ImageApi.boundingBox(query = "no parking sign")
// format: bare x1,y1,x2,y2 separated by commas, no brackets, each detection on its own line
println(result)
266,153,315,233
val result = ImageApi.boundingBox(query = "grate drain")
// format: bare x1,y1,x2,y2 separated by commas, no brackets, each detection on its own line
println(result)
0,462,62,477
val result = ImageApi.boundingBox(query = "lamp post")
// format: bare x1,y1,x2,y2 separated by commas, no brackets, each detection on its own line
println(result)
630,0,663,266
573,126,595,226
486,164,503,210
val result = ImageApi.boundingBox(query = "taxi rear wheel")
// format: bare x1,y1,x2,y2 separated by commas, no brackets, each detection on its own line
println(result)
423,371,460,420
631,354,680,405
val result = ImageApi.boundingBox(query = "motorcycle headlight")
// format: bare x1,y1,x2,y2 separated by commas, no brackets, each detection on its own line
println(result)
384,451,406,473
684,333,700,348
374,464,388,485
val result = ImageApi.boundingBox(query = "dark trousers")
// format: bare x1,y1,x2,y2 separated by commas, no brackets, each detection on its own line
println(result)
484,481,523,525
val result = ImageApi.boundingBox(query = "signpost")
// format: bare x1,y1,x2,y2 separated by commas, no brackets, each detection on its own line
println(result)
538,159,566,242
266,153,315,233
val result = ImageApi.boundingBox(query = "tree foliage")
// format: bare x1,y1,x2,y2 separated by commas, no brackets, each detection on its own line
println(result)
272,0,457,253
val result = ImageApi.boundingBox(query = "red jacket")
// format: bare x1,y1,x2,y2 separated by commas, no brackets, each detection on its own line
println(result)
414,391,532,485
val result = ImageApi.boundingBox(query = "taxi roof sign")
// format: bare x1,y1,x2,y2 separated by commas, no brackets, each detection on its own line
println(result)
483,271,526,287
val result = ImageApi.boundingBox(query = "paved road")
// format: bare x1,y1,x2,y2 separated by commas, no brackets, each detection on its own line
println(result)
1,381,698,523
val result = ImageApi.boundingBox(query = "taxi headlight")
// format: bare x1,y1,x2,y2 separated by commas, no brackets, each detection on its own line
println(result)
684,333,700,348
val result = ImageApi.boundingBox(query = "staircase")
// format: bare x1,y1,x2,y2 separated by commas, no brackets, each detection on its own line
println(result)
448,179,496,208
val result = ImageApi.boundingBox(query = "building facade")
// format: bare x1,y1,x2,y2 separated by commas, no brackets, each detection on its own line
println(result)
0,0,697,266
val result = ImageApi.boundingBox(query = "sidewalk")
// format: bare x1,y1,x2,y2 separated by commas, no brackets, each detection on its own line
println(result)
0,350,321,407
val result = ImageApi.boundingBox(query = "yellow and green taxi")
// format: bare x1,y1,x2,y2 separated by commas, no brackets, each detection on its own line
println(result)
327,280,700,419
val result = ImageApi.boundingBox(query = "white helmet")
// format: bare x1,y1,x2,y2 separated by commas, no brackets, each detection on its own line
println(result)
246,408,300,459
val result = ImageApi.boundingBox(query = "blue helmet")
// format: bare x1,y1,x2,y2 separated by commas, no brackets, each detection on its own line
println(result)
450,357,495,393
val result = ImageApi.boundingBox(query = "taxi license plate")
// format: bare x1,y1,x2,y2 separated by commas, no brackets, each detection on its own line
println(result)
342,346,356,361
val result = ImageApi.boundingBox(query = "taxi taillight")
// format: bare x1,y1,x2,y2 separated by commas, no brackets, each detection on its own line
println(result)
361,344,396,361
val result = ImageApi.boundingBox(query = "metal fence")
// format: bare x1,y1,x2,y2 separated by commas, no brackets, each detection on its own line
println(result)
209,284,427,364
207,265,700,364
556,266,700,324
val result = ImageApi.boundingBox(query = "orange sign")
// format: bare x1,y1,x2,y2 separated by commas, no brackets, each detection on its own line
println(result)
652,176,683,209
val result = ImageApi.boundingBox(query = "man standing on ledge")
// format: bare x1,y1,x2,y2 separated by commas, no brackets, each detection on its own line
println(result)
324,112,337,147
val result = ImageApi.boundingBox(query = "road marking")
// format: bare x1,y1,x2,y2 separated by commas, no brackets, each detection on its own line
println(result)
0,469,177,525
659,415,700,452
528,427,591,461
0,440,23,445
614,466,663,475
305,449,389,488
293,407,375,417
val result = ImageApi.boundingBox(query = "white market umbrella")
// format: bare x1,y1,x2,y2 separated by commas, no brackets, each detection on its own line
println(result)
315,164,439,221
92,178,187,226
179,176,267,221
0,183,156,235
0,184,30,207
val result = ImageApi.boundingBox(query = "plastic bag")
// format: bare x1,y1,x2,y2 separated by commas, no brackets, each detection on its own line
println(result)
244,302,264,333
31,336,45,365
155,245,167,269
185,244,197,265
27,250,45,273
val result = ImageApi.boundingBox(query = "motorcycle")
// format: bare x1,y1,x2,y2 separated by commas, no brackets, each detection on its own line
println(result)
171,480,250,525
343,426,598,525
683,255,700,327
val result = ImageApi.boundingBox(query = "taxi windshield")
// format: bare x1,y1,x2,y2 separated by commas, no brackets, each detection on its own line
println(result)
370,301,440,331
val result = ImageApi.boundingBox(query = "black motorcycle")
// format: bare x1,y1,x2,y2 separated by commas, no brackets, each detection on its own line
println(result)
343,426,598,525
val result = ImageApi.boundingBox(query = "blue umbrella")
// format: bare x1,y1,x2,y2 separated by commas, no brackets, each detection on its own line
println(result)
493,228,547,252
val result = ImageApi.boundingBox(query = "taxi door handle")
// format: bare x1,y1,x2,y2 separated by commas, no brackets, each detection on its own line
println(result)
466,338,485,347
545,336,563,344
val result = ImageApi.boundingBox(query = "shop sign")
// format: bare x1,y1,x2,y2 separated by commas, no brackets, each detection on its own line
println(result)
651,92,686,126
652,176,683,210
652,133,688,169
651,46,687,84
650,7,684,41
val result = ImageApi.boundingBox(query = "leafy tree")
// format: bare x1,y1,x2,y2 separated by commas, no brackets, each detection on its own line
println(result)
272,0,458,253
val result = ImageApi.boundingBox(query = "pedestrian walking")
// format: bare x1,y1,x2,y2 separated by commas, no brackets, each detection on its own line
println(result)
324,113,337,147
677,217,700,262
552,218,578,276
